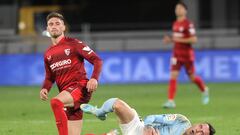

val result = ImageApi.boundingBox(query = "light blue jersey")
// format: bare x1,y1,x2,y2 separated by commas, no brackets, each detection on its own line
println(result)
144,114,191,135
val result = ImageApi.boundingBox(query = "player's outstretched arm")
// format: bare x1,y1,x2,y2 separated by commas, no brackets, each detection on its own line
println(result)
172,36,198,44
163,35,173,44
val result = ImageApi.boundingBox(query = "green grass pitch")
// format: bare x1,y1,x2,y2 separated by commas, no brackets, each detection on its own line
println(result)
0,83,239,135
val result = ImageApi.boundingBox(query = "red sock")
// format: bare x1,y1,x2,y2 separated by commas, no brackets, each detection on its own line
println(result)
193,76,205,92
51,99,68,135
168,79,177,100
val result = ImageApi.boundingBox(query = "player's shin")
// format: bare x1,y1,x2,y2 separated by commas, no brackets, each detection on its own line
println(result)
193,76,205,92
50,98,68,135
168,79,177,100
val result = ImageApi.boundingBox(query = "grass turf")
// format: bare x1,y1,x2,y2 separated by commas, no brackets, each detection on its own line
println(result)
0,83,239,135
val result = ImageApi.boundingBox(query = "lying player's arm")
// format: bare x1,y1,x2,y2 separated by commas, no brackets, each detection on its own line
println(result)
172,36,198,44
144,114,177,126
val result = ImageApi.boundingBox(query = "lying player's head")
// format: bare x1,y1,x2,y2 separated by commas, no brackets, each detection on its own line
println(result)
143,126,160,135
175,1,188,17
46,12,66,38
184,123,216,135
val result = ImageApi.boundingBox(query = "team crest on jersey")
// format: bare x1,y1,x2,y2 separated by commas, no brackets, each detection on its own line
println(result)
166,114,177,121
64,49,71,56
47,55,52,61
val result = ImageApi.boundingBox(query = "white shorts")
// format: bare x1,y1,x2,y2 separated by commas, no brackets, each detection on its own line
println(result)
119,109,144,135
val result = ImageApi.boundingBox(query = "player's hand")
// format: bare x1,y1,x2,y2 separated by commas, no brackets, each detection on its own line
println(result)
87,78,98,92
144,126,160,135
172,36,180,42
163,35,172,44
40,88,49,101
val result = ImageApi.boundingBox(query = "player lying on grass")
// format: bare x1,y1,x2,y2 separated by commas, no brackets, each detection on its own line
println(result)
81,98,216,135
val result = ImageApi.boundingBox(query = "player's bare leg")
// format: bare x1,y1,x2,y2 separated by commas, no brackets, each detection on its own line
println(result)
54,91,74,107
81,98,160,135
51,91,82,135
112,99,135,124
189,74,209,104
163,70,178,108
81,98,135,124
68,120,83,135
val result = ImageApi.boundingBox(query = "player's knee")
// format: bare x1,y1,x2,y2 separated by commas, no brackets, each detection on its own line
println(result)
113,98,124,111
170,72,178,79
189,74,195,82
50,98,63,108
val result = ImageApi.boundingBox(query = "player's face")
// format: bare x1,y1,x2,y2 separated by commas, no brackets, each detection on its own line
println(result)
184,123,210,135
175,4,187,17
47,17,65,38
143,126,160,135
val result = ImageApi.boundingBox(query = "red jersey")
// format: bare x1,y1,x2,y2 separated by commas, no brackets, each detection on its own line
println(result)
42,37,103,92
172,18,196,61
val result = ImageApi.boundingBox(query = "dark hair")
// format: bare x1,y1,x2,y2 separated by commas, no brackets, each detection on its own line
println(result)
177,1,188,10
46,12,65,22
207,123,216,135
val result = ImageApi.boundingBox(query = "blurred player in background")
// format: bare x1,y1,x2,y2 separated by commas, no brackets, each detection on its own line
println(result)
39,12,103,135
81,98,216,135
162,1,209,108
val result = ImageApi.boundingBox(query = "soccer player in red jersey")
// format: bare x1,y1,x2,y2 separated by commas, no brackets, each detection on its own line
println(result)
39,12,103,135
162,2,209,108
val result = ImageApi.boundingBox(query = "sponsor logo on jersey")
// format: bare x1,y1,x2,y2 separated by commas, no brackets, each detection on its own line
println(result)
82,46,93,54
50,59,71,70
64,48,71,56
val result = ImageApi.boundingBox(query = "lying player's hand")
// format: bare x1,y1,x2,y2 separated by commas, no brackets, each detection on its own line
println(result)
87,78,98,92
163,35,172,44
144,126,160,135
40,89,48,101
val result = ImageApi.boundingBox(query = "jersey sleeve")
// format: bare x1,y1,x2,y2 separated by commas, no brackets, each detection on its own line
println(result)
144,114,180,126
75,41,103,81
144,114,190,126
41,57,55,91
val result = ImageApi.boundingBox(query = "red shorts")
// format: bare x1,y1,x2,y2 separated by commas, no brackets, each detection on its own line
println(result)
170,57,195,75
64,85,92,120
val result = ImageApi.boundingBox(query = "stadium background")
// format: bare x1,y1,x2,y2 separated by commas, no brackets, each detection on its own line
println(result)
0,0,240,134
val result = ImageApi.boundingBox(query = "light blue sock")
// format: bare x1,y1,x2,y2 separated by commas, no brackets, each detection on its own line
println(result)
96,98,117,116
